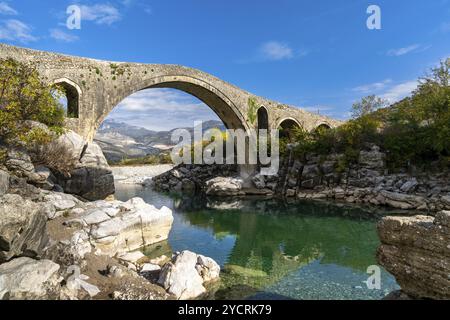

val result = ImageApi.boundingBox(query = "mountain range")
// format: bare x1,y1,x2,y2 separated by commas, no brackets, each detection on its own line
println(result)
94,119,225,163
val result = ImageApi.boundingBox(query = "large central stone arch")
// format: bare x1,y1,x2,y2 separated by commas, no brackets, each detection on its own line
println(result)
102,75,250,133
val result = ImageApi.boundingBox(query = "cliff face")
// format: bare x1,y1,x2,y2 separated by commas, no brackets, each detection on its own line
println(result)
377,211,450,300
255,145,450,212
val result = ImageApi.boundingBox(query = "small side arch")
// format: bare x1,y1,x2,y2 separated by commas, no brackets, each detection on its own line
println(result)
277,117,303,141
52,78,82,118
257,106,269,133
314,122,332,133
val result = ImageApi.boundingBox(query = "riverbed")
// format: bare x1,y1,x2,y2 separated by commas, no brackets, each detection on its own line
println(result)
115,183,399,300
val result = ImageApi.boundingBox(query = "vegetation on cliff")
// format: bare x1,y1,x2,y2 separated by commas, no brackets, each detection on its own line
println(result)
282,59,450,171
0,58,66,146
0,58,72,171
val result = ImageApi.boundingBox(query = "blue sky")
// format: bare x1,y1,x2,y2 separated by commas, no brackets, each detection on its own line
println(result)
1,0,449,130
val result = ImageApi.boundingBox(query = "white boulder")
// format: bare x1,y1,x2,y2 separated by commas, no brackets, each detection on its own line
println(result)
0,257,60,299
158,251,220,300
205,177,244,196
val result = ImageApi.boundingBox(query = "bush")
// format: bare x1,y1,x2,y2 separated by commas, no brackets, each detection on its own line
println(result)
0,58,65,148
28,140,78,175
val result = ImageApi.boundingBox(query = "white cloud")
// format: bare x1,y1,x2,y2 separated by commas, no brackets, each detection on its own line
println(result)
0,19,37,43
108,89,221,131
380,80,418,102
50,28,78,42
80,4,121,25
260,41,294,61
352,79,392,93
386,44,430,56
237,41,306,64
0,2,17,15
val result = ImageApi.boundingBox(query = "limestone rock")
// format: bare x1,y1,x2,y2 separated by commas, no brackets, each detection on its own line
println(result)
60,166,115,201
400,178,418,193
5,149,34,174
39,202,56,220
441,195,450,209
66,274,100,298
378,190,425,210
118,251,146,264
141,263,161,273
302,164,320,179
0,170,9,195
34,166,52,181
359,146,385,170
89,198,173,256
56,130,86,160
0,194,49,262
43,192,80,212
81,209,111,225
286,189,296,197
205,177,244,196
157,251,206,300
55,132,115,201
0,257,60,299
377,213,450,300
196,255,220,282
69,230,92,260
251,174,266,189
79,142,109,168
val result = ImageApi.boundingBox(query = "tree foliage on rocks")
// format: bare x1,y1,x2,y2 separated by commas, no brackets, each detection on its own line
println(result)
285,58,450,171
351,95,388,119
0,58,66,148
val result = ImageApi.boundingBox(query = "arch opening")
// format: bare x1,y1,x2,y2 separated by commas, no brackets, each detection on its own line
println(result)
95,87,233,165
257,106,269,133
53,79,80,119
101,77,249,134
278,118,302,142
315,123,331,132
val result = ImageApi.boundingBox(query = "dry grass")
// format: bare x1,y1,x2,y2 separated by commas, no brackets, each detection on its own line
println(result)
29,140,78,176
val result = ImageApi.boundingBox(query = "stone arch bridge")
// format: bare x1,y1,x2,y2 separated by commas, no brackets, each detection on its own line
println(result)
0,44,342,141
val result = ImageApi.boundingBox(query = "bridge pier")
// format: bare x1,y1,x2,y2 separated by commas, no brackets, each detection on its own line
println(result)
238,164,258,188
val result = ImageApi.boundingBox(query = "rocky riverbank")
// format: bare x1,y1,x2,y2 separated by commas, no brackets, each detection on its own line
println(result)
0,168,221,300
0,128,221,300
152,145,450,213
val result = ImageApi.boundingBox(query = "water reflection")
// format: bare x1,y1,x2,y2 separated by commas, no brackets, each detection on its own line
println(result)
115,185,399,300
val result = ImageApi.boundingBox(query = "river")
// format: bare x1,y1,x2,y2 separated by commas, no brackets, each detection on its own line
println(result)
115,184,399,300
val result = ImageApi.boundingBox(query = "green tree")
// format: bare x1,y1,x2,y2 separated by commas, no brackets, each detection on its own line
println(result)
0,58,65,147
351,95,388,119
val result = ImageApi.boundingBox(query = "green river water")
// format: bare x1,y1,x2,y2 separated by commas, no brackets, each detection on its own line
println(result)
115,184,399,300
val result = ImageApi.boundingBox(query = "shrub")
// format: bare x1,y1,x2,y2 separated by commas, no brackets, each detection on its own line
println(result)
0,58,65,148
29,140,78,175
